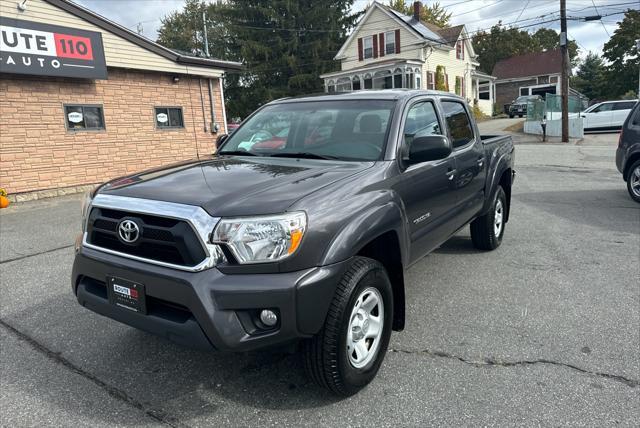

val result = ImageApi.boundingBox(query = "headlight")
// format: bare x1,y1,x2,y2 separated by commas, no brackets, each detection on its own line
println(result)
81,189,93,231
211,212,306,264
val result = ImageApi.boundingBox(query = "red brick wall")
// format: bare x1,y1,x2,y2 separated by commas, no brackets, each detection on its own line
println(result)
0,68,225,195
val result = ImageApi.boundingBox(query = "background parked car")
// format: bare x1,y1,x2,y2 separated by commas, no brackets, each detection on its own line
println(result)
616,101,640,202
508,95,542,118
581,100,638,131
227,122,241,133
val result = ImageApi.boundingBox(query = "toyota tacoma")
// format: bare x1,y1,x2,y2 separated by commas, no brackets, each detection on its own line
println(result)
73,90,515,395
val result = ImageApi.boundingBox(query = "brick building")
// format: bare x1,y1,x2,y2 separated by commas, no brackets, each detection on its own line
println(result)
0,0,241,200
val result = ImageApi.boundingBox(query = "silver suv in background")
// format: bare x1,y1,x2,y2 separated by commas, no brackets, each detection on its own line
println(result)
582,100,638,131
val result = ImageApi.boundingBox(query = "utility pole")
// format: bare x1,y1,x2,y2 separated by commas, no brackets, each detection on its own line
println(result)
560,0,569,143
202,10,216,133
202,11,210,57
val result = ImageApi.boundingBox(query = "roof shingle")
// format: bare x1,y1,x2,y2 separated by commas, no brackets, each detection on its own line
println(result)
492,49,562,80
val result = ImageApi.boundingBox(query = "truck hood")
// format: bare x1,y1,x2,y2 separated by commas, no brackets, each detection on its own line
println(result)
99,156,374,217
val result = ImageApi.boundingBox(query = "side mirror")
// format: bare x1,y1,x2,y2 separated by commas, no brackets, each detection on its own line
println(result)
215,134,228,149
408,135,452,163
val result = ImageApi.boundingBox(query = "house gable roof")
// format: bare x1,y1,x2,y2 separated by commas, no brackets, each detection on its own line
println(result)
335,1,469,59
43,0,242,71
492,49,562,80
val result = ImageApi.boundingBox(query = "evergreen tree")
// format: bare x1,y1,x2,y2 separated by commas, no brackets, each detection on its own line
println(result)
157,0,360,119
570,52,607,101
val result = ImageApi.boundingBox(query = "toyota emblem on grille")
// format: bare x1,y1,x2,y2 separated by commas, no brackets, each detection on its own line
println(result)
118,219,140,244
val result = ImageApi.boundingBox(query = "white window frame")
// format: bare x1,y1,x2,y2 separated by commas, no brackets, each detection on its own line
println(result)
385,30,395,55
363,36,373,59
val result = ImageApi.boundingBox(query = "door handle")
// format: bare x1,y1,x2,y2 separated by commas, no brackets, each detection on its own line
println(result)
446,169,456,180
477,158,484,168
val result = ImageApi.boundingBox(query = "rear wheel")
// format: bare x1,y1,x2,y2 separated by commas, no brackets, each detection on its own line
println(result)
302,256,393,396
626,160,640,203
470,186,507,250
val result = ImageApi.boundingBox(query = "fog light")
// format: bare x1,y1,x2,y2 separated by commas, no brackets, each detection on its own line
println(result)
259,309,278,327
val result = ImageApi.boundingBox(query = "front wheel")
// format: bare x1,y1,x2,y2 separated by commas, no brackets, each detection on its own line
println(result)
626,160,640,203
470,186,507,250
302,256,393,396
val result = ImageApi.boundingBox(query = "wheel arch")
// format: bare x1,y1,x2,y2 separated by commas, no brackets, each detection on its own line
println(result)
623,153,640,181
357,231,406,331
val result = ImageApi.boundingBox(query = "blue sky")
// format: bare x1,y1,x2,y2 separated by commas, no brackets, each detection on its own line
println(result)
73,0,636,60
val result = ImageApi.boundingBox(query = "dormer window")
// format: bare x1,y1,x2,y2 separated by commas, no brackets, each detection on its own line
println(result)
456,40,464,60
363,36,373,59
385,30,396,55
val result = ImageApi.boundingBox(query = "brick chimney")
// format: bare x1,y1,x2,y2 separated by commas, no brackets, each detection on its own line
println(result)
413,1,420,20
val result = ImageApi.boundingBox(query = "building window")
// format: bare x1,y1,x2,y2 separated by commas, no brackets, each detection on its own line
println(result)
336,77,351,92
352,76,361,91
363,36,373,59
456,40,464,60
155,107,184,128
455,76,465,97
393,74,403,88
363,74,373,89
64,105,105,131
385,30,396,55
416,75,421,89
427,71,435,90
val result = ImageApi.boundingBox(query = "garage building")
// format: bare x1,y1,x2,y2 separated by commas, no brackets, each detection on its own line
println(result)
0,0,241,200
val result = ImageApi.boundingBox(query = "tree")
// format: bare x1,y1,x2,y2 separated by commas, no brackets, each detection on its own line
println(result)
472,25,580,74
531,28,579,67
602,9,640,98
570,52,607,101
387,0,452,28
156,0,360,119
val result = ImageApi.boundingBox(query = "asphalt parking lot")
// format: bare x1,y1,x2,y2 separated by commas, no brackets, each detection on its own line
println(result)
1,131,638,426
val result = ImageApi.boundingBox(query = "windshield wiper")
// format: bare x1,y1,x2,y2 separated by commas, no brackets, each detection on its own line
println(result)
218,150,257,156
269,152,340,160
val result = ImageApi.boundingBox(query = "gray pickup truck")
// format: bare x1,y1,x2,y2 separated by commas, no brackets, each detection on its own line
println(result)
73,90,515,395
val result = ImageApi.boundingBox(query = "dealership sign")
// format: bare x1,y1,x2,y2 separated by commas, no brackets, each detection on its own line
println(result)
0,17,107,79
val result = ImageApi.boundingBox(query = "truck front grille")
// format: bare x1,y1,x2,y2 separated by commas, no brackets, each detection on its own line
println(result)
86,207,207,267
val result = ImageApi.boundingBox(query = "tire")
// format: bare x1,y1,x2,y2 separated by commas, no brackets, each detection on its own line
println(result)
626,160,640,203
509,114,514,118
302,256,393,396
519,114,524,118
470,186,507,250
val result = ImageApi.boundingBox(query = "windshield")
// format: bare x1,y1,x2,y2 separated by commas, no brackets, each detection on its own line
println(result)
515,96,531,103
219,100,395,161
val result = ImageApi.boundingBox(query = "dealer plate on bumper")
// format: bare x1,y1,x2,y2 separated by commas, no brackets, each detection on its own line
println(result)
107,276,147,314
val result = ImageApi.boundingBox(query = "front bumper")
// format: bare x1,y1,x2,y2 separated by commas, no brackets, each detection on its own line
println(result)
72,245,348,352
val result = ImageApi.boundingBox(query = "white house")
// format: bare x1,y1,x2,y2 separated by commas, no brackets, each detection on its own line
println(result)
320,1,496,115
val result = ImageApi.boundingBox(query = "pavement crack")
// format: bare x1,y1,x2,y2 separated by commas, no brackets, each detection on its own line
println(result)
389,348,639,388
0,244,75,264
0,319,190,428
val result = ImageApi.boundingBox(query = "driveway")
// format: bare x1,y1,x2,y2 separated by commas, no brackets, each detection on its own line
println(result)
1,138,638,426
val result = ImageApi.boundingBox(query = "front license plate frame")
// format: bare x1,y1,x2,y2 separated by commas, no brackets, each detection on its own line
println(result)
106,276,147,314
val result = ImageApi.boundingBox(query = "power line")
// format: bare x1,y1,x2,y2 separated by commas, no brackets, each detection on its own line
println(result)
591,0,611,37
512,0,531,24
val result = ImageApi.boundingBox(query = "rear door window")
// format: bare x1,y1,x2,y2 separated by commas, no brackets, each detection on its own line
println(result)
612,101,636,111
441,101,475,149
